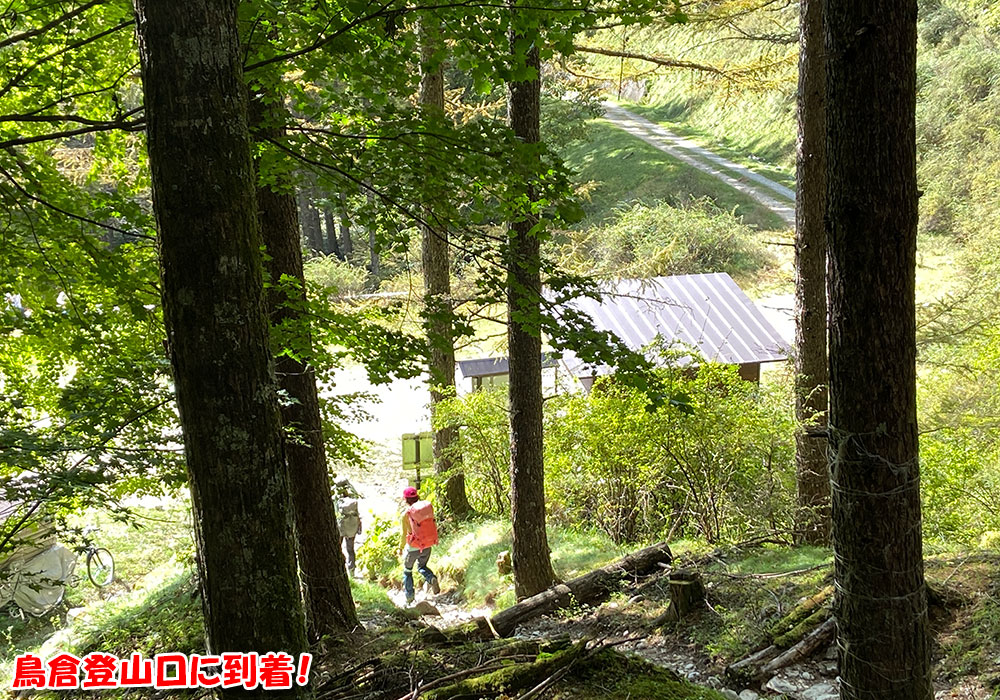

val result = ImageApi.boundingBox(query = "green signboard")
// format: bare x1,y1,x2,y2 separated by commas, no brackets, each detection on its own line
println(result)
402,432,433,470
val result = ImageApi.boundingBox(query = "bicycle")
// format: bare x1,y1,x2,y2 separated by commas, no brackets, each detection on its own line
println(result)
78,526,115,588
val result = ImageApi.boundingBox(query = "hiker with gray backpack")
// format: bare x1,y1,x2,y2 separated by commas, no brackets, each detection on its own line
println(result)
335,477,362,577
399,486,440,604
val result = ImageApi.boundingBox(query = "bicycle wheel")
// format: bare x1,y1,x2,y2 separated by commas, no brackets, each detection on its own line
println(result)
86,548,115,587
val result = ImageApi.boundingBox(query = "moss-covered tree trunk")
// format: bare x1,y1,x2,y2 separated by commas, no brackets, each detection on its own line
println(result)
506,20,557,600
825,0,932,696
418,17,471,519
249,87,360,639
132,0,308,688
794,0,830,545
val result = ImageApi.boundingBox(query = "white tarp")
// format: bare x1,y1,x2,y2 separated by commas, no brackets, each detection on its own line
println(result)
3,544,77,616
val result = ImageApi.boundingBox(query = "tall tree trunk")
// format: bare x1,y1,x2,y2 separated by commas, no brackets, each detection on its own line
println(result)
419,17,471,518
793,0,830,545
825,0,931,697
324,209,344,260
367,189,380,280
339,192,354,259
249,88,359,640
132,0,308,686
297,190,310,248
298,189,324,255
506,25,557,600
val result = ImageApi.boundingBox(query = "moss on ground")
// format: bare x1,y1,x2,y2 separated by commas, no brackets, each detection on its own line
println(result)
553,650,730,700
417,645,731,700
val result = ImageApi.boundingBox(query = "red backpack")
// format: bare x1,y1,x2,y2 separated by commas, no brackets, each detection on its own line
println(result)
406,500,439,549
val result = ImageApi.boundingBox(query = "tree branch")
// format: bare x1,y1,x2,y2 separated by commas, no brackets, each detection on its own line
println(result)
572,44,726,77
0,114,145,149
0,164,154,240
0,20,132,100
0,0,108,51
0,106,142,126
246,1,654,72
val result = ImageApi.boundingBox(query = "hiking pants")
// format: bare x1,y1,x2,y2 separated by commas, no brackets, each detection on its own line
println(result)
342,536,356,574
402,547,434,599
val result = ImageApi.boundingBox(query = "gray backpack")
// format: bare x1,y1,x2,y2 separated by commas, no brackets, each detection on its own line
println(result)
338,497,361,537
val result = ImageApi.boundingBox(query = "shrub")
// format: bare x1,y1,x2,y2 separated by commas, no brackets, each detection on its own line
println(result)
356,513,402,582
547,364,795,544
919,325,1000,544
303,254,368,296
922,431,1000,543
434,387,511,517
544,386,667,543
436,363,796,545
558,198,772,281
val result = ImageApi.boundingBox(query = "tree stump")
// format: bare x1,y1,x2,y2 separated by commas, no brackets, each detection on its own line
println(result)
657,569,705,624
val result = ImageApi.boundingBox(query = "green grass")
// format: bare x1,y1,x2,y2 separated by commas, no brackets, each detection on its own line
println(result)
65,563,203,658
350,578,400,618
0,497,407,692
0,500,195,670
67,499,195,595
622,101,796,189
587,18,798,173
433,519,623,609
676,544,834,660
709,544,833,575
560,118,787,231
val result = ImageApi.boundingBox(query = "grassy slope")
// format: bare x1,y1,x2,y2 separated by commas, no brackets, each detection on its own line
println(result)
560,118,786,231
4,511,996,697
581,4,799,173
435,519,622,609
622,102,796,190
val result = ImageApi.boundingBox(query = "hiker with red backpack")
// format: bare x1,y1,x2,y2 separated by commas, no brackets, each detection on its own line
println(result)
399,486,440,605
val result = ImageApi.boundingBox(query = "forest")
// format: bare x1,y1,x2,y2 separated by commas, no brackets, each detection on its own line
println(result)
1,0,998,698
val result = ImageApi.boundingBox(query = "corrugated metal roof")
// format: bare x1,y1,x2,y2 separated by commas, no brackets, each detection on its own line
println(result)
555,273,788,374
456,354,558,379
456,357,510,379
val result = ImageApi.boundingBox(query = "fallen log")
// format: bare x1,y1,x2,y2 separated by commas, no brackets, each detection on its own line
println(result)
726,587,834,682
759,616,836,677
489,541,673,637
768,585,832,644
725,643,781,680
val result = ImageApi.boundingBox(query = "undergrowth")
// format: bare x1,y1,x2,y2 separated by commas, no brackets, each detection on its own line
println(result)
679,545,834,660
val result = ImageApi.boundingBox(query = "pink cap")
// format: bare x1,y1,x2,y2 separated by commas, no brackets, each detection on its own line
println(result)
402,486,418,499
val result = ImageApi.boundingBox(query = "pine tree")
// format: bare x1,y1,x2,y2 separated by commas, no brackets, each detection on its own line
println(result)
825,0,932,695
506,14,557,599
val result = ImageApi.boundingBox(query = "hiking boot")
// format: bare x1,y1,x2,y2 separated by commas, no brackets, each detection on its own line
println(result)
405,594,414,605
430,576,440,595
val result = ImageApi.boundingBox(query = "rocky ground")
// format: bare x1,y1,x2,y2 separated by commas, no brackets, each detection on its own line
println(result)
339,438,998,700
355,548,1000,700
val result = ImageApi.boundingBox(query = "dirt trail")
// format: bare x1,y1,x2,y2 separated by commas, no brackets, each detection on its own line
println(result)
601,101,796,227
